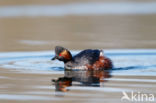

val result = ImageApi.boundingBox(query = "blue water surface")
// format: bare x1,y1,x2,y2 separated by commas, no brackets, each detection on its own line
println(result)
1,2,156,17
0,49,156,76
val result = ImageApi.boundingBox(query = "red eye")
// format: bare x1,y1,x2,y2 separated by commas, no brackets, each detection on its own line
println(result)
59,53,62,56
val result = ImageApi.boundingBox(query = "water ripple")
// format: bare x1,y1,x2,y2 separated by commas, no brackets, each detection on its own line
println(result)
0,50,156,76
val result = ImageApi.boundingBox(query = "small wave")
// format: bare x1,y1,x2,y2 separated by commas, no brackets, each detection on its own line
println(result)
113,65,156,71
50,67,64,71
0,50,156,75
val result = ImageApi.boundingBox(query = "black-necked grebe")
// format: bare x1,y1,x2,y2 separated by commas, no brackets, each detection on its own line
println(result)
52,46,113,70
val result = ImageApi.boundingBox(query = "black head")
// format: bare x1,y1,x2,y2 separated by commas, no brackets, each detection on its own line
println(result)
52,46,72,63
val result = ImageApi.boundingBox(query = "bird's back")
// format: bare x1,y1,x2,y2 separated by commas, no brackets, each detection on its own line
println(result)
73,49,100,66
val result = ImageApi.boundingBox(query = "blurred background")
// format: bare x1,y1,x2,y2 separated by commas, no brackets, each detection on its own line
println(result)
0,0,156,51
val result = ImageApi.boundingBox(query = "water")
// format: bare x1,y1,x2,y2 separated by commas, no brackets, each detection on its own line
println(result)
0,0,156,103
1,2,156,17
1,50,156,75
0,50,156,103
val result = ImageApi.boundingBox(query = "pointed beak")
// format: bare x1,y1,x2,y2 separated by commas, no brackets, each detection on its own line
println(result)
51,56,57,60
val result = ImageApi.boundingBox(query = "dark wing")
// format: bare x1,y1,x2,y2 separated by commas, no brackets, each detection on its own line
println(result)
73,49,100,66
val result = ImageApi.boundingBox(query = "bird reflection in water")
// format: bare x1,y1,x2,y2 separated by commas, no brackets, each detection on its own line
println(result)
52,69,111,95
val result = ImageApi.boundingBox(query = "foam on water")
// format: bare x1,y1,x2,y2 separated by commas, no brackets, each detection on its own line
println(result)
0,49,156,76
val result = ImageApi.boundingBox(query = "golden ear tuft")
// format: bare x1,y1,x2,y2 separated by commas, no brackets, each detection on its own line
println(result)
61,50,68,55
60,50,72,60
